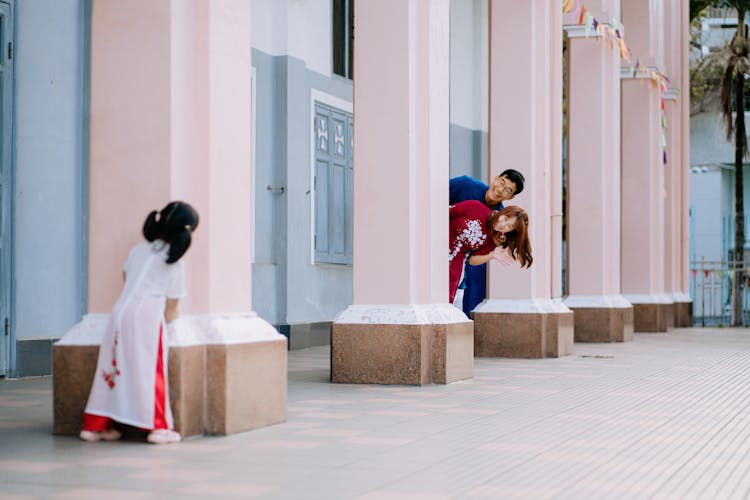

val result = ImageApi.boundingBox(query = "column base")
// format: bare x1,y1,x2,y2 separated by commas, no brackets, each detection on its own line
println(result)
172,314,288,436
53,313,288,437
564,295,633,343
624,294,673,332
670,293,693,327
331,304,473,385
168,343,205,437
52,344,99,435
472,299,573,358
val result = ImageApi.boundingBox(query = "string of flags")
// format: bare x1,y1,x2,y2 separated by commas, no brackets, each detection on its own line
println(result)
563,0,670,165
564,0,631,62
691,269,750,280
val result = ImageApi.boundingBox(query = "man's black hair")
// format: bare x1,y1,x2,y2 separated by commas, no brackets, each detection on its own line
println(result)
500,169,525,196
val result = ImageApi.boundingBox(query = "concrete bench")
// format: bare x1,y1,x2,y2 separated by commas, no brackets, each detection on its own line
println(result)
53,313,287,437
331,304,474,385
473,299,574,358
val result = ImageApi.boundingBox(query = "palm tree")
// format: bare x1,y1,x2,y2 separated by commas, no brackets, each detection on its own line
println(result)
718,1,750,325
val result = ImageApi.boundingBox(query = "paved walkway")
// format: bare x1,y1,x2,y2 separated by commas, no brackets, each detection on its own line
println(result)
2,328,750,499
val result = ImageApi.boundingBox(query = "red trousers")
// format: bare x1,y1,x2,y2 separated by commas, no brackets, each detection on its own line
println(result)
83,324,168,431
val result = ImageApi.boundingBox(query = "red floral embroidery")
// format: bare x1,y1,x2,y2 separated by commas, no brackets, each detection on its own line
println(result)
101,333,121,389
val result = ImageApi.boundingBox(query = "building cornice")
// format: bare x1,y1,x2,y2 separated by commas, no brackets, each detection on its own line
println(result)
663,88,680,100
620,65,661,80
563,24,601,39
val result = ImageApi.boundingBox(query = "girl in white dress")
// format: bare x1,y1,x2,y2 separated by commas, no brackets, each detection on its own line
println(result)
79,201,199,445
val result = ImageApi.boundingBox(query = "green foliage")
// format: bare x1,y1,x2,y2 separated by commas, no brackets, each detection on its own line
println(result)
690,12,728,114
715,0,750,10
694,1,750,20
691,0,714,20
691,52,726,111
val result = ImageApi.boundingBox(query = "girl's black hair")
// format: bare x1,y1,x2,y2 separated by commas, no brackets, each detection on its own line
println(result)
142,201,200,264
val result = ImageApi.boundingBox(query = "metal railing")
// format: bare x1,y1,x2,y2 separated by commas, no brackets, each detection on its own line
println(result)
691,259,750,326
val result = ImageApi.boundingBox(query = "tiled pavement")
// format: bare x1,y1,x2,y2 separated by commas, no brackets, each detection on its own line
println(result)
2,328,750,499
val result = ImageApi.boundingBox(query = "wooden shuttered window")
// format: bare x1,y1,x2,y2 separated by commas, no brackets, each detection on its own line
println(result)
314,102,353,265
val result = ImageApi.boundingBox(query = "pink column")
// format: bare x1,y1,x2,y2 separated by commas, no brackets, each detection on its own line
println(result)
331,0,473,385
621,0,672,332
472,0,573,358
88,1,172,312
680,0,693,322
663,0,692,326
88,0,256,315
563,1,633,342
57,0,287,437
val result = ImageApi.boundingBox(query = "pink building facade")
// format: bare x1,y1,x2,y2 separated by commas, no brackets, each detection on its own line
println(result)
2,0,691,383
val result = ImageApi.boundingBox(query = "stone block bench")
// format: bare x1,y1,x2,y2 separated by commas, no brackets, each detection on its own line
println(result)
53,313,287,437
472,299,574,358
332,304,474,385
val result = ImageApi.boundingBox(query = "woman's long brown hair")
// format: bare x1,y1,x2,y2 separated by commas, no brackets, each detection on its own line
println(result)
486,205,533,268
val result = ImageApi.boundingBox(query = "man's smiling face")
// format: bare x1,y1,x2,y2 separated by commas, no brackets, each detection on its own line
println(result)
485,175,518,205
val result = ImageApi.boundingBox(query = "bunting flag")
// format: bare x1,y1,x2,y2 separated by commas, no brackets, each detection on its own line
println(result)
691,269,697,278
568,3,631,63
717,270,724,279
630,60,670,165
704,270,711,279
595,19,631,63
728,269,735,280
566,2,671,165
661,100,668,165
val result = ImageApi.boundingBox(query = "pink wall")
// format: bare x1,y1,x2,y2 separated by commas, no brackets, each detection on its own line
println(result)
89,1,173,313
621,80,665,295
567,32,621,296
89,0,253,314
621,0,669,297
664,97,681,294
680,0,691,295
564,0,624,299
550,8,564,300
663,0,684,296
352,0,449,305
170,2,209,314
203,0,253,313
487,0,561,301
623,0,663,68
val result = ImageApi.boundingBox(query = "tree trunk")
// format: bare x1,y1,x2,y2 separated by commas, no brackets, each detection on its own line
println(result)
732,13,747,327
732,89,745,326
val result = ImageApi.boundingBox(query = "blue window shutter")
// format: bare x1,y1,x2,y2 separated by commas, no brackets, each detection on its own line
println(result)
314,106,331,261
314,102,353,265
315,159,330,257
346,116,353,260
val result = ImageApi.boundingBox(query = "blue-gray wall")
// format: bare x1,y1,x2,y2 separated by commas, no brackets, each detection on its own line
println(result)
252,49,288,326
252,49,353,332
251,48,489,337
449,123,486,180
12,0,87,376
